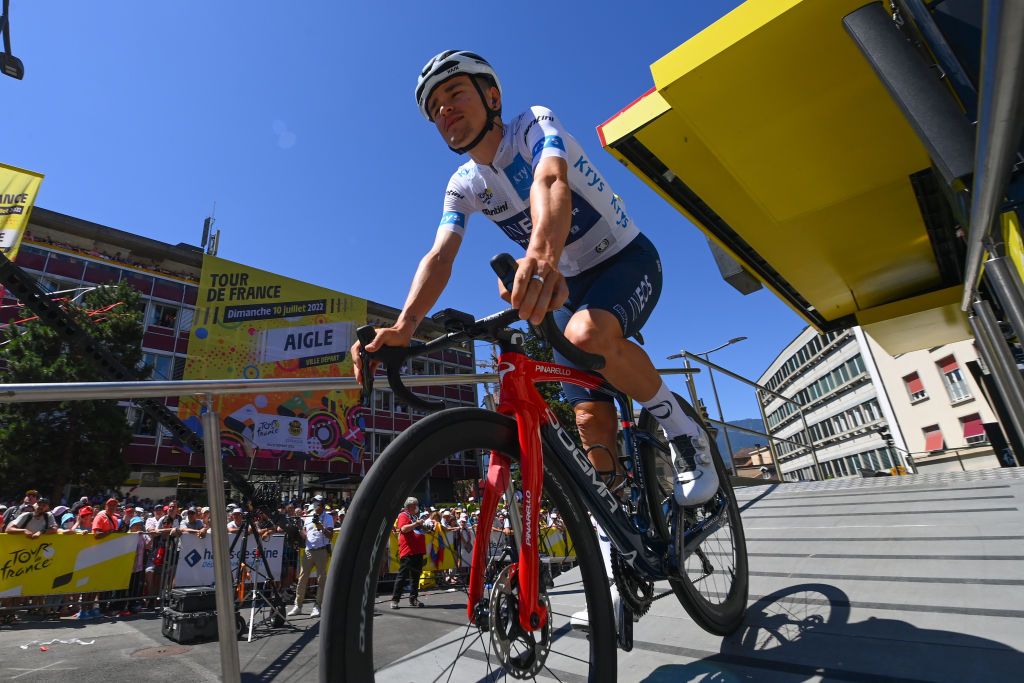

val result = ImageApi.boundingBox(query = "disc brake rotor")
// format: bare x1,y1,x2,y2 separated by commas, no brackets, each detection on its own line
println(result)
488,564,552,679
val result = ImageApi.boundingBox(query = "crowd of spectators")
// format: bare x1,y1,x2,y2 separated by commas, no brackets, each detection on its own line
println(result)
0,488,348,624
1,486,570,625
23,230,198,282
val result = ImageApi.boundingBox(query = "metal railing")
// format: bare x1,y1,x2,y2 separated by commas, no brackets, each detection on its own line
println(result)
669,352,826,480
0,372,497,683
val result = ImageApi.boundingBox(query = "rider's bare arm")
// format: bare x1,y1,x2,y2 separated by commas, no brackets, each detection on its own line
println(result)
394,229,462,340
351,229,462,383
511,156,571,325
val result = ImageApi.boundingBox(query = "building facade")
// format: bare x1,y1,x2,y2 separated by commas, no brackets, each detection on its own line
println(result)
1,207,479,502
756,326,999,481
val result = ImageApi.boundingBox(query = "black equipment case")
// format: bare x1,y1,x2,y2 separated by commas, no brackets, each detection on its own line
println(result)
161,607,219,644
166,587,217,613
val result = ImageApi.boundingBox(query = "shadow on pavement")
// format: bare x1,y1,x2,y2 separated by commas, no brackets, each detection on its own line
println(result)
642,583,1024,682
242,620,319,682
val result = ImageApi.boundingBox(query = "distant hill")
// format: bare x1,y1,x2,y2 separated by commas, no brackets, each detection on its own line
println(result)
713,418,768,465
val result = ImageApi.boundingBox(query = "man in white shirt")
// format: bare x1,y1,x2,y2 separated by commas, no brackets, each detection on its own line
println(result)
288,499,334,619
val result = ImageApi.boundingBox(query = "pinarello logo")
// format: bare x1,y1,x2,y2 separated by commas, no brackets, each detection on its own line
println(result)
498,361,516,382
535,365,571,376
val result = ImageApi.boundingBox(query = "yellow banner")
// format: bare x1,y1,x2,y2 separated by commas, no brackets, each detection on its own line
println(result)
387,527,575,573
179,255,368,463
0,533,138,597
0,162,45,299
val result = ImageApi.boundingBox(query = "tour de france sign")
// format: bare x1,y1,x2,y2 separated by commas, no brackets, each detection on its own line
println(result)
179,255,368,462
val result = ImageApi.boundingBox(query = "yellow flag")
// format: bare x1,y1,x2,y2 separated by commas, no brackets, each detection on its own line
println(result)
0,162,44,263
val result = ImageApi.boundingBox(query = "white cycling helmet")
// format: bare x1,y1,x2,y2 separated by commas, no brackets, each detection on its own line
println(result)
416,50,503,154
415,50,502,121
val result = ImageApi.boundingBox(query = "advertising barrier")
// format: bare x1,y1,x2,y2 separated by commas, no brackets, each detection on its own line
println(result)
174,533,285,586
387,526,575,573
0,533,137,597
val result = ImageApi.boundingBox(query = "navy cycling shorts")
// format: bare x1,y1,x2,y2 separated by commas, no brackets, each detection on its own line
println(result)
552,232,662,405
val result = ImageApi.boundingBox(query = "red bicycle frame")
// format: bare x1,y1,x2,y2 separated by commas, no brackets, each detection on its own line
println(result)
466,351,607,633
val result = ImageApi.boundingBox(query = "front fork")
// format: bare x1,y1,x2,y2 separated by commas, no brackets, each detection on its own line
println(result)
466,404,548,633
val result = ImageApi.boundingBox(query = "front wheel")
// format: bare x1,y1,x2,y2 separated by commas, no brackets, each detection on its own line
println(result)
638,393,749,635
320,408,616,682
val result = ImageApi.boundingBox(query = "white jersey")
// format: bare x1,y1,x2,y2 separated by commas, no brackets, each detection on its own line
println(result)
439,106,640,277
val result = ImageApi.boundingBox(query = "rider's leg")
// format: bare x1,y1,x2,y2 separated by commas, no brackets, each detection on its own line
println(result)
563,309,719,505
574,400,619,468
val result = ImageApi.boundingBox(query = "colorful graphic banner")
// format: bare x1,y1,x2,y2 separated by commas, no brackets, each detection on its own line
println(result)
0,533,137,597
0,163,45,299
180,256,368,463
174,533,285,586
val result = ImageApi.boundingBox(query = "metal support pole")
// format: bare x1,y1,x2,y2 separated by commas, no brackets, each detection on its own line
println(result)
970,299,1024,451
983,253,1024,347
797,407,825,481
201,396,241,683
960,0,1024,311
703,354,738,477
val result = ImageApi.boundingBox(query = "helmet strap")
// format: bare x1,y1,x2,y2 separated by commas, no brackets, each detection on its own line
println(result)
447,77,501,155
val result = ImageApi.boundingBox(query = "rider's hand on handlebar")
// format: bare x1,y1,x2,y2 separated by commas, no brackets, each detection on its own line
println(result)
350,326,414,384
498,254,569,325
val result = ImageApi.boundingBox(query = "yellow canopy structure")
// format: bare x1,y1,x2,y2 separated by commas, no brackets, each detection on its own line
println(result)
598,0,973,354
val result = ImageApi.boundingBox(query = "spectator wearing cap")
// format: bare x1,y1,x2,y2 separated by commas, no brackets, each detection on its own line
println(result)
227,508,244,533
288,499,333,619
145,504,163,533
6,497,58,538
92,498,122,540
71,506,95,533
52,505,75,531
2,489,39,532
391,497,428,609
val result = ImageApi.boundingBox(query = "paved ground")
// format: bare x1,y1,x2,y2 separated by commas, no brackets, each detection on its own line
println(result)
1,468,1022,681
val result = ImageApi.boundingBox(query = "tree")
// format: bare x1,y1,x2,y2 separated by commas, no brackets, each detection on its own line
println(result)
0,281,147,501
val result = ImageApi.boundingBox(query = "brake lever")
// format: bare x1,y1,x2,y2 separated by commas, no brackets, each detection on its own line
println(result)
354,324,446,413
355,325,377,407
489,253,605,371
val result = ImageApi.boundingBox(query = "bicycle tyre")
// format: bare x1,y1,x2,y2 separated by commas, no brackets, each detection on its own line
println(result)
637,393,749,636
320,407,617,682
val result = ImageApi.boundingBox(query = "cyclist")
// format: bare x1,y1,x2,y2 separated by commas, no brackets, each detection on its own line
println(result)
351,50,718,515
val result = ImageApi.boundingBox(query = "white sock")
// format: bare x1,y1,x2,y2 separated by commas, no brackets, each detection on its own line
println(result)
639,382,700,439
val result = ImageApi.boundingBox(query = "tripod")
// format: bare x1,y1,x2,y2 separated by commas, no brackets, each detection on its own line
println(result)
228,484,291,639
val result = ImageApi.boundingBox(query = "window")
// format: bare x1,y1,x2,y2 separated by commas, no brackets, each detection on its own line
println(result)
960,413,987,445
374,433,393,454
149,303,178,329
141,352,174,380
923,425,944,452
937,356,972,402
177,307,194,334
373,390,392,413
903,372,928,402
128,407,157,436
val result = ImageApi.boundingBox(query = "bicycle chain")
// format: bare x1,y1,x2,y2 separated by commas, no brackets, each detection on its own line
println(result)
611,548,655,617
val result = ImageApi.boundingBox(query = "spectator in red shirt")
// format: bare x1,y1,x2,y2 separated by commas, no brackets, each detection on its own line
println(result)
92,498,121,539
391,497,429,609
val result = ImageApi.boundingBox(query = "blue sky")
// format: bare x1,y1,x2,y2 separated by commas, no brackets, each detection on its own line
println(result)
3,1,807,425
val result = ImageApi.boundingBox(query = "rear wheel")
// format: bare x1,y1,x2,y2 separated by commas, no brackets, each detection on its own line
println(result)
638,393,749,635
320,408,617,682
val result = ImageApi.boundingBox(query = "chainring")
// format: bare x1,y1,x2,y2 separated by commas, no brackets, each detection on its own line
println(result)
611,549,654,617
